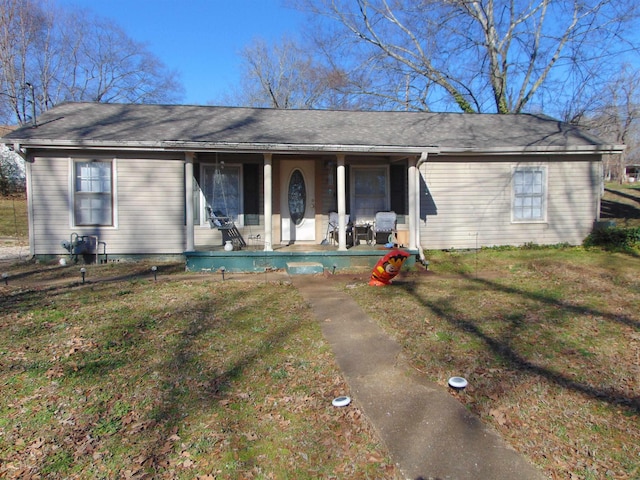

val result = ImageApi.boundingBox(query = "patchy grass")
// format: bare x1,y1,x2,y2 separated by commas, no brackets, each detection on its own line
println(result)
338,247,640,479
0,261,398,479
0,195,28,239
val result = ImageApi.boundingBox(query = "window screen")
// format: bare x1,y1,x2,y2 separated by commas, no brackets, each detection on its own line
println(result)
513,168,546,221
351,166,389,222
74,161,113,226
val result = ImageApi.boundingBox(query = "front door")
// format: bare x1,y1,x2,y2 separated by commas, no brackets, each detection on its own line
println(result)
280,160,315,243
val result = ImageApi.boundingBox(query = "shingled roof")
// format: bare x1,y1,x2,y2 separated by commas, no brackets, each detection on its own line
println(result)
1,102,623,155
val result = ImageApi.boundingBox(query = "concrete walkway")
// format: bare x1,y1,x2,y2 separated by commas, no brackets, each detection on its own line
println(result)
291,275,547,480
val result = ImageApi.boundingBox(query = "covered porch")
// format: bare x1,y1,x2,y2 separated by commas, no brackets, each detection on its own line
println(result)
183,150,428,272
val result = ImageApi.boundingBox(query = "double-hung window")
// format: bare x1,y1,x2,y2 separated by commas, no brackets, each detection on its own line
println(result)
512,167,546,222
74,160,113,226
351,166,389,222
202,164,242,226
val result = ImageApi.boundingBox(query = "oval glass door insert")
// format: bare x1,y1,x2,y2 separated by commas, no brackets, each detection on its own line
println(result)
288,169,306,225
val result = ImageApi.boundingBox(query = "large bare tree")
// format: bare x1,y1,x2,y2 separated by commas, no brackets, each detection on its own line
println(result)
578,65,640,182
0,0,183,125
232,37,323,109
223,36,377,110
292,0,640,114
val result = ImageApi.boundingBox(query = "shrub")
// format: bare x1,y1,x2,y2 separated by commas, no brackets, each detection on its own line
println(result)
583,226,640,250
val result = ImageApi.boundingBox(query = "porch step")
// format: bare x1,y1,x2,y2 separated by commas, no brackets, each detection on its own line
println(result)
286,262,324,275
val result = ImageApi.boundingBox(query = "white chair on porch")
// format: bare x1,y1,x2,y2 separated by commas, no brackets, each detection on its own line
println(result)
373,211,397,244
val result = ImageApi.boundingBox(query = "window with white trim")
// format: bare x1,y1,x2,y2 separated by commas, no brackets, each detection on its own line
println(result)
512,167,546,222
350,166,389,222
74,160,113,226
202,164,242,225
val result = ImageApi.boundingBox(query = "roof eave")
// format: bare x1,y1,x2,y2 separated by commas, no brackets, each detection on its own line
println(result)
2,138,625,156
438,144,626,155
2,139,441,155
162,141,440,155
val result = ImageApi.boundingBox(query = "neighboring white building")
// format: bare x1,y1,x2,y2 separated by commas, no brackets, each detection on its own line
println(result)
1,125,26,194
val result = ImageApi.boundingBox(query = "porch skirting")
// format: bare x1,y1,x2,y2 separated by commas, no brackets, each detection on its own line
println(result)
185,247,418,273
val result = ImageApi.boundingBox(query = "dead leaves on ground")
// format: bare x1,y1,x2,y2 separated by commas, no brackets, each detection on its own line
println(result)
0,279,398,479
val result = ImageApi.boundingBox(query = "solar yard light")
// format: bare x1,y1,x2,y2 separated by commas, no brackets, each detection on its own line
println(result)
80,267,86,284
219,266,226,281
2,273,8,285
151,265,158,281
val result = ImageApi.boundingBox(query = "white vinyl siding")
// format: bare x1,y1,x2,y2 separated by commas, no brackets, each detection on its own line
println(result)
29,157,72,255
113,158,185,253
419,157,601,249
29,155,186,256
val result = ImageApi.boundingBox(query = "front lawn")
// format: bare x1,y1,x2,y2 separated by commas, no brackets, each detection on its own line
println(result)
339,247,639,479
0,262,397,479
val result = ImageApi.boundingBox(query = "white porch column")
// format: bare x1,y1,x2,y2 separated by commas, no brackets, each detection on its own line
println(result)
415,152,429,255
263,153,273,251
336,154,347,251
408,156,417,250
185,152,195,252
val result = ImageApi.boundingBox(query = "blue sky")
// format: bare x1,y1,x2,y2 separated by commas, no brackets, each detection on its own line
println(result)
59,0,306,105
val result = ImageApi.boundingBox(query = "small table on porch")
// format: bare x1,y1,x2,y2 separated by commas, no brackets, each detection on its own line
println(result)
352,223,373,246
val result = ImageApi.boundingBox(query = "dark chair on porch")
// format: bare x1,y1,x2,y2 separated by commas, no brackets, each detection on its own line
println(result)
207,207,246,248
373,211,397,244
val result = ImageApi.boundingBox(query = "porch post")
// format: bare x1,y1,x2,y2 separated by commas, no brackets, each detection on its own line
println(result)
263,153,273,251
185,152,195,252
408,156,417,250
336,154,347,251
415,152,429,254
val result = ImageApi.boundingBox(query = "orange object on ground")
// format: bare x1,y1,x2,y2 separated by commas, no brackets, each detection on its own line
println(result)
369,250,410,286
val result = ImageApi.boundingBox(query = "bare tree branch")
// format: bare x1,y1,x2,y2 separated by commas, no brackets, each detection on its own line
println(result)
291,0,640,114
0,0,183,125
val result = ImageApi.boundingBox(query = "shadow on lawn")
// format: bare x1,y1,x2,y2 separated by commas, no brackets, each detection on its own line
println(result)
398,275,640,415
601,187,640,220
135,285,306,472
152,294,304,423
604,187,640,205
1,276,304,476
0,261,184,286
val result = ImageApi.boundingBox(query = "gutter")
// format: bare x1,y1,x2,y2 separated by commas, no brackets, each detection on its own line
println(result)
435,144,626,156
0,138,441,156
2,136,624,156
10,143,28,161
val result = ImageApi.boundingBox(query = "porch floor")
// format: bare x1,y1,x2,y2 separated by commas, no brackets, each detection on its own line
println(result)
186,242,418,273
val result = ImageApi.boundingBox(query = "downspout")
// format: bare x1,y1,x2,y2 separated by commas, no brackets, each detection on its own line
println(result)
415,152,429,266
